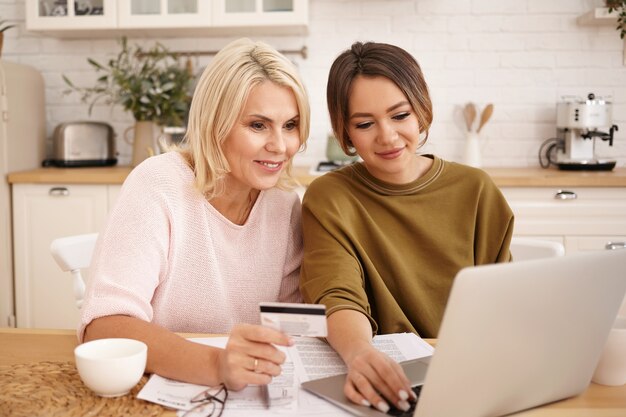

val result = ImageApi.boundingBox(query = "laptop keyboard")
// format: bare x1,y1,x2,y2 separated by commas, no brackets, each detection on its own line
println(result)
387,385,422,417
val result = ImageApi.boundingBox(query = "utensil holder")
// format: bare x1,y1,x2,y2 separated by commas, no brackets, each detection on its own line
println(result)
463,132,482,168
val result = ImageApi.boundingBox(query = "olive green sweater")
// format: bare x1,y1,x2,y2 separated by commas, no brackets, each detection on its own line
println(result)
300,156,514,338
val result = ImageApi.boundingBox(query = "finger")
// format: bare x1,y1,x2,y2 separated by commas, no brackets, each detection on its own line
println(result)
351,354,396,400
231,352,282,379
242,340,287,366
356,357,411,411
372,359,413,403
228,334,288,366
244,371,272,386
388,360,416,400
221,352,275,390
228,325,290,363
236,324,295,347
347,371,389,413
343,376,372,408
251,358,282,377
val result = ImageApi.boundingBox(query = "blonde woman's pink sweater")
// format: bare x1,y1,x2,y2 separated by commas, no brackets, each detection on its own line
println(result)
79,151,303,340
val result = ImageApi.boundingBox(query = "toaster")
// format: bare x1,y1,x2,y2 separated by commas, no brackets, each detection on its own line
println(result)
45,121,117,167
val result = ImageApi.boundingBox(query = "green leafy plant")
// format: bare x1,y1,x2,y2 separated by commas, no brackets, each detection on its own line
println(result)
63,37,195,126
607,0,626,39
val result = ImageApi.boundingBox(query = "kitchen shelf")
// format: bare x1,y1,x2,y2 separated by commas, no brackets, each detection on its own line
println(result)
577,7,617,25
577,7,626,66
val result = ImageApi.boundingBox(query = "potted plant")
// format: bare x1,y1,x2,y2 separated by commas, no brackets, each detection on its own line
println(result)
606,0,626,39
0,19,15,57
63,37,195,166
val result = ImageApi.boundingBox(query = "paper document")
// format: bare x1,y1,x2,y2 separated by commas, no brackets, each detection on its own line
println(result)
137,337,297,416
137,333,434,416
291,332,433,382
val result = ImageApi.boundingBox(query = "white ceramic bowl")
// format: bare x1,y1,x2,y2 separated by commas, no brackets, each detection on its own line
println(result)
74,338,147,397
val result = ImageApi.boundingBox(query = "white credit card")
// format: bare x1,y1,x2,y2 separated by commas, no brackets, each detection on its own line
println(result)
259,302,327,337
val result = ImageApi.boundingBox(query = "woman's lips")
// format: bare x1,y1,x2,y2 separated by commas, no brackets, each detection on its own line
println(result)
376,147,404,160
255,160,283,172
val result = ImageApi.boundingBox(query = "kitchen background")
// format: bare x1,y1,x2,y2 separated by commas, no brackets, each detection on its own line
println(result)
4,0,626,331
3,0,626,168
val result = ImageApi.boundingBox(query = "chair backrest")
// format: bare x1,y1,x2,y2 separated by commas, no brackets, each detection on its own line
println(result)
50,233,98,309
510,237,565,262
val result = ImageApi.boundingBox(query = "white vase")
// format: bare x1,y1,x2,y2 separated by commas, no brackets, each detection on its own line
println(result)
463,132,482,168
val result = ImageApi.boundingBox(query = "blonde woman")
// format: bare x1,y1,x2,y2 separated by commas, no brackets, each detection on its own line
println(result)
80,38,310,389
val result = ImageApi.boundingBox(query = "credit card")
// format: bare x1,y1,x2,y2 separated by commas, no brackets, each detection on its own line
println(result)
259,302,327,337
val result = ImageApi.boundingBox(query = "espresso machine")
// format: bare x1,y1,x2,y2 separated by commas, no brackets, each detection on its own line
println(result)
539,93,619,170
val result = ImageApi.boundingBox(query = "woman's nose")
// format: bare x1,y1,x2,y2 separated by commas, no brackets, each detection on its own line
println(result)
266,129,287,153
378,121,397,144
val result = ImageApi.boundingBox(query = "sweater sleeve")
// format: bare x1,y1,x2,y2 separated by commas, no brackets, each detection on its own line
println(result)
300,176,377,332
277,194,304,303
78,161,172,341
474,171,515,265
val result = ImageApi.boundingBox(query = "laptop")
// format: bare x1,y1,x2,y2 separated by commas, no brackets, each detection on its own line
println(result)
301,249,626,417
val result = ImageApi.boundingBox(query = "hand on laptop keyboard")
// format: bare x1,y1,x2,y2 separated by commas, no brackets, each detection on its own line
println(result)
386,385,422,417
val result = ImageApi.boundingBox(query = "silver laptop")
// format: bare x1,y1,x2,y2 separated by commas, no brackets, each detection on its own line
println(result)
301,249,626,417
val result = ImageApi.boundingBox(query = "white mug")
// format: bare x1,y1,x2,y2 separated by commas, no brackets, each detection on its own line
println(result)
592,316,626,386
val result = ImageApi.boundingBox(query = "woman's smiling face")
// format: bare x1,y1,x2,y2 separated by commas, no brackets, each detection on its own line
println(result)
222,81,301,193
347,75,422,184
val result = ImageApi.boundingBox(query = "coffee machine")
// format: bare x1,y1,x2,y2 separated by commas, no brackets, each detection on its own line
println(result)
539,93,619,170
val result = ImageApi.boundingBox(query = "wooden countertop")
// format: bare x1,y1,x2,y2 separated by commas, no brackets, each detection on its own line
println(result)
7,165,626,187
1,328,625,416
7,166,133,185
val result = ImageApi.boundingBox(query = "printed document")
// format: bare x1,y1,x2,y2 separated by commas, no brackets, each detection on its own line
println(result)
291,332,433,382
137,333,433,416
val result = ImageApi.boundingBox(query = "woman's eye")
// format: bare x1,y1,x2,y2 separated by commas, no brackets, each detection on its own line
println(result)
393,112,410,121
355,121,373,129
284,120,298,131
250,121,265,130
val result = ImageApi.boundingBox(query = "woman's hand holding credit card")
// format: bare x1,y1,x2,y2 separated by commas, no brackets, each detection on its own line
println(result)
259,302,328,337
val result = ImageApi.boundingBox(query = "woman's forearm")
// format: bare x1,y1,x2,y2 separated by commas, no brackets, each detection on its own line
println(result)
326,309,375,364
84,315,222,386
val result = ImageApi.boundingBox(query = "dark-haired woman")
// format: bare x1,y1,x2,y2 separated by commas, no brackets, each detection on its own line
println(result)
300,41,513,413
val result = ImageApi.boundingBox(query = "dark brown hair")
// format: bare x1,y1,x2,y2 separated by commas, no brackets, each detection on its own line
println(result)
326,41,433,154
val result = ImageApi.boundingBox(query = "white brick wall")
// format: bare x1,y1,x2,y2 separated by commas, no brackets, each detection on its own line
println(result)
4,0,626,168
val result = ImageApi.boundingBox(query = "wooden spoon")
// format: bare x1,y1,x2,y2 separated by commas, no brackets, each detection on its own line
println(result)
477,103,494,133
463,103,477,132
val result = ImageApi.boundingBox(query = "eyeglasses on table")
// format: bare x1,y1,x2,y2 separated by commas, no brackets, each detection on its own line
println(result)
182,384,228,417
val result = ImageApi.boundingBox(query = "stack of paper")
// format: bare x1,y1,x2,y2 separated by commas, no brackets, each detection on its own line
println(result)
137,333,433,416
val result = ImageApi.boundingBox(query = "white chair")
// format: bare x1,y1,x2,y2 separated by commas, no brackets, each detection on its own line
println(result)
50,233,98,309
510,237,565,262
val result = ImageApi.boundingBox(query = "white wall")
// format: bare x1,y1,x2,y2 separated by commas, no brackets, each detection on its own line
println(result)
4,0,626,167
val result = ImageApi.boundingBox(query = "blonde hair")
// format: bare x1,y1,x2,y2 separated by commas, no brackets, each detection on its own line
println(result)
180,38,310,198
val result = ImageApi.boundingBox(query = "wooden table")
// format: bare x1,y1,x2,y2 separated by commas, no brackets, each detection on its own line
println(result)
2,328,626,416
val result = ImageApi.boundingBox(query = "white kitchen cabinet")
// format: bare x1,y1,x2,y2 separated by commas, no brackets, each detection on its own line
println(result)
107,184,122,212
500,187,626,254
12,183,119,329
25,0,308,36
26,0,117,31
213,0,308,32
117,0,211,29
